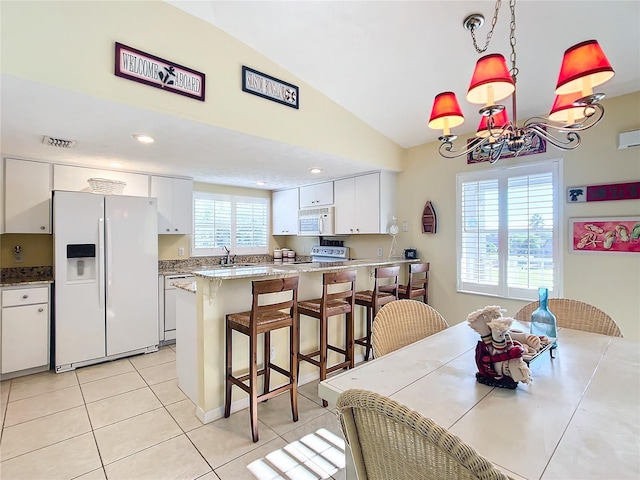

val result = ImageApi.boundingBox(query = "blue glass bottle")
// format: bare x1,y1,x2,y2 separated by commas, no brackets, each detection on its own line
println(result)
530,287,558,348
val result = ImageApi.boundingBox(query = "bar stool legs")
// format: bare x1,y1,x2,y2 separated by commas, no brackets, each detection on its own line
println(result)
224,277,299,443
298,270,357,407
354,266,400,361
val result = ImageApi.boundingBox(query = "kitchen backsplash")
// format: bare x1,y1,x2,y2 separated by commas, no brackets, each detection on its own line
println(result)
1,266,53,281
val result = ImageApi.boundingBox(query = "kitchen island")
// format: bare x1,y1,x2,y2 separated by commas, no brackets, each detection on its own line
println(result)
185,258,417,424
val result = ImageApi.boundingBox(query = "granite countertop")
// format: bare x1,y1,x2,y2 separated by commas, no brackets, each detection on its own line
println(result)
192,258,419,281
0,277,54,287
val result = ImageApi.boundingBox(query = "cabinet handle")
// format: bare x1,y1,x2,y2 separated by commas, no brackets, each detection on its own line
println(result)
174,228,178,231
38,308,44,313
23,294,29,299
166,228,170,232
40,226,46,230
350,228,354,232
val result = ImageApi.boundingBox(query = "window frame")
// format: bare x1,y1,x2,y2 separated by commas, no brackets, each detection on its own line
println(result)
456,159,563,301
191,192,270,257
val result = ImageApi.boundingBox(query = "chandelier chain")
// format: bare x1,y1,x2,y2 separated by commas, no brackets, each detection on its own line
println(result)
470,0,502,53
509,0,518,82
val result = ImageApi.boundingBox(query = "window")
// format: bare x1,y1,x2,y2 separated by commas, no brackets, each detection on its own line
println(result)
192,192,269,256
457,160,562,301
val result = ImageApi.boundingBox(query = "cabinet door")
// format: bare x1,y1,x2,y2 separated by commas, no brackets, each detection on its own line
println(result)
354,173,380,233
151,176,174,234
315,181,334,206
299,185,317,209
1,303,49,373
53,164,149,196
272,188,299,234
334,177,356,234
151,177,193,234
171,178,193,234
300,182,334,208
5,159,52,233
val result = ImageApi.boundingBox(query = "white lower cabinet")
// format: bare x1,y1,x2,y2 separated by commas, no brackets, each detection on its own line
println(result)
1,285,50,377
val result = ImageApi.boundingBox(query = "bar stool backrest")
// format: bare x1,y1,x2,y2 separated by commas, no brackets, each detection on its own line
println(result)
373,266,400,303
249,276,299,333
321,270,357,312
407,262,429,301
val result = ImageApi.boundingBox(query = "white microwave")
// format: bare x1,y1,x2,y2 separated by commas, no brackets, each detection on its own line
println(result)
298,206,335,236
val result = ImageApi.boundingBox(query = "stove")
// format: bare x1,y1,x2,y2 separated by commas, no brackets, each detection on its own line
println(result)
310,246,350,262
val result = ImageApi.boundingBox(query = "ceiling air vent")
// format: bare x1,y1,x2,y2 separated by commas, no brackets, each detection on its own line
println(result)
42,136,76,149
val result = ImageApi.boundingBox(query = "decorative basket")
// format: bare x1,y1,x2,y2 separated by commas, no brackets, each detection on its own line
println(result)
87,178,126,195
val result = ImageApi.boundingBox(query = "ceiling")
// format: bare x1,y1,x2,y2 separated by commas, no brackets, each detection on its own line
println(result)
2,1,638,190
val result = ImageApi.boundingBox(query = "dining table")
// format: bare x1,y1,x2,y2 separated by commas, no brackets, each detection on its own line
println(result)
318,320,640,480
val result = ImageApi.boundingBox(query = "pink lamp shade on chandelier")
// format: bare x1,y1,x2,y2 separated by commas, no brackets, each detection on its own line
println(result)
476,109,510,138
555,40,615,96
548,92,593,125
428,91,465,134
466,54,515,106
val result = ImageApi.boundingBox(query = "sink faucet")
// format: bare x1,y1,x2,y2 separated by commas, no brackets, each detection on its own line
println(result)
221,246,231,265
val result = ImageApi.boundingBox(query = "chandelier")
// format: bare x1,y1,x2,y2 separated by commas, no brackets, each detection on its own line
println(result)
428,0,615,163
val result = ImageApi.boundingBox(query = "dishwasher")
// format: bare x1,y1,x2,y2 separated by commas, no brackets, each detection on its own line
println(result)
161,273,195,345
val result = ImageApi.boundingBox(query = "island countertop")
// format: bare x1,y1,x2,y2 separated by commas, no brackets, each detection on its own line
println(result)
191,258,418,281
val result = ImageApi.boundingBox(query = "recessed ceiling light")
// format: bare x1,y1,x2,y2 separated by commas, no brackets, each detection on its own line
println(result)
256,181,266,186
309,168,322,174
110,162,122,168
132,134,154,144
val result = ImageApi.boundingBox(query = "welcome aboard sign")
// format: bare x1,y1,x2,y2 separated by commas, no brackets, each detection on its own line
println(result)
114,42,205,101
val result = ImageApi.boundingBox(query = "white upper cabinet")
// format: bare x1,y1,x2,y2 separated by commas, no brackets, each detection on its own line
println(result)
4,158,52,233
299,181,334,208
272,188,299,235
150,176,193,234
53,164,149,197
334,172,396,235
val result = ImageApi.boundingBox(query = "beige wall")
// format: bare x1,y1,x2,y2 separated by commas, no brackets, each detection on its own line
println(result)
391,92,640,340
0,234,53,268
1,0,403,171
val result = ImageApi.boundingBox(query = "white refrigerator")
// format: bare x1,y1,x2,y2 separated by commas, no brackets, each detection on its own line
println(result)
53,191,159,372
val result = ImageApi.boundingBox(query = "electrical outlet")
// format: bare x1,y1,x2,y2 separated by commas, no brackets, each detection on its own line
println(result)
270,346,276,361
402,221,408,232
377,247,383,257
302,245,306,253
178,247,185,257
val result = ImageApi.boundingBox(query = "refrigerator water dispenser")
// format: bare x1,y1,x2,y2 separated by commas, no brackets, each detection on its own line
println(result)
66,244,97,282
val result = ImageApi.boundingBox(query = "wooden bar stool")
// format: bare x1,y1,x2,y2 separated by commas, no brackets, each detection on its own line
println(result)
297,270,357,407
354,266,399,361
397,262,430,303
224,276,299,442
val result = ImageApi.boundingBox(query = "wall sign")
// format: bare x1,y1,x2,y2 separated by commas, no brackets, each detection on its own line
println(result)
242,66,299,109
567,181,640,203
114,42,205,101
570,217,640,253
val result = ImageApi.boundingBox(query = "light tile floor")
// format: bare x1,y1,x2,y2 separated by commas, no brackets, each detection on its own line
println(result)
0,346,346,480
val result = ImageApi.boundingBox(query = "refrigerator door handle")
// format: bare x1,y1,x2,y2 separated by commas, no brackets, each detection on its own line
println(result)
106,217,113,308
98,217,105,308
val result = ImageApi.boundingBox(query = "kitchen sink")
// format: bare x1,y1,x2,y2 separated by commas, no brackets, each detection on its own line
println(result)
218,263,256,268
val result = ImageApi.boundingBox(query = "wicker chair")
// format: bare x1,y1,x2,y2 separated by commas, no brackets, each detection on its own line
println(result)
513,298,622,337
372,300,449,358
336,389,512,480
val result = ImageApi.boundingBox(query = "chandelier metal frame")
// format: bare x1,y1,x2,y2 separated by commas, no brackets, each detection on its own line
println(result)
436,0,608,164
